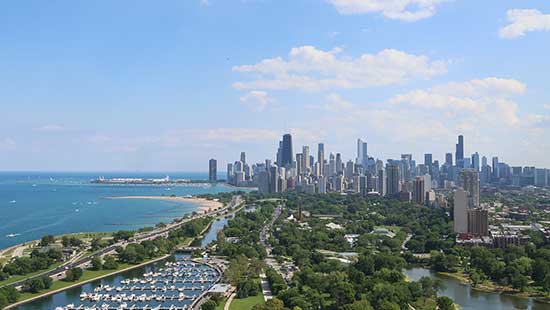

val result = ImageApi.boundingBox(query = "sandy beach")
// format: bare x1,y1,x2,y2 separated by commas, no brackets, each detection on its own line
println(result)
107,196,223,214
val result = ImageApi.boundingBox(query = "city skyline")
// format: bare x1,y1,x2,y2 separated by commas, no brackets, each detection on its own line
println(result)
1,0,550,171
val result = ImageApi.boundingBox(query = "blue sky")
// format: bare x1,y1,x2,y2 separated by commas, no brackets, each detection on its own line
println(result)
1,0,550,171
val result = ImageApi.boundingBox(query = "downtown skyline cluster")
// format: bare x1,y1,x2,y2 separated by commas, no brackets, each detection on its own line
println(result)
212,133,549,199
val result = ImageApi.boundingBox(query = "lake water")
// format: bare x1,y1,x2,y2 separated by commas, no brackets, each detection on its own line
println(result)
404,268,550,310
0,172,242,249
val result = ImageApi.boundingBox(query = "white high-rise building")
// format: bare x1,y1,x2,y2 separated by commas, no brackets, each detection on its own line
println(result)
302,146,310,172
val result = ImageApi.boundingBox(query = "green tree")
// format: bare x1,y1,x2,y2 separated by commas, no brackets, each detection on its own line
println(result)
437,296,454,310
90,256,103,271
41,276,53,289
102,255,118,270
23,278,45,293
40,235,55,246
201,300,217,310
65,267,83,282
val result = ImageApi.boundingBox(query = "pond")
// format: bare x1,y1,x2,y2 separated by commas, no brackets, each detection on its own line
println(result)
404,268,550,310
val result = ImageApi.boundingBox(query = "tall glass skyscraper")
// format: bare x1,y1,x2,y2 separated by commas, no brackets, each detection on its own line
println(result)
281,134,293,168
455,135,464,168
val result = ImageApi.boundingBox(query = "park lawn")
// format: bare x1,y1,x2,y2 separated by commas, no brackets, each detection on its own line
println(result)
0,262,64,287
230,293,265,310
215,298,227,310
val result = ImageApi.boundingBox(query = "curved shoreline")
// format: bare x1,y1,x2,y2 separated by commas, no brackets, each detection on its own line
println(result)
106,196,224,214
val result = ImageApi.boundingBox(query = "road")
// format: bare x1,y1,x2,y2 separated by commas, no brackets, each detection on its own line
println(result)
4,195,243,289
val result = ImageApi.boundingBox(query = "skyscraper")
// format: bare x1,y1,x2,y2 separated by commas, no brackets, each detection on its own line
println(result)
401,154,412,183
472,152,480,171
317,143,325,174
357,138,368,169
240,152,246,165
424,153,433,167
445,153,453,166
335,153,343,175
456,135,464,168
492,157,499,181
386,163,400,197
281,134,293,168
453,188,468,234
208,159,217,182
302,146,310,172
377,169,386,196
226,163,234,184
413,176,425,205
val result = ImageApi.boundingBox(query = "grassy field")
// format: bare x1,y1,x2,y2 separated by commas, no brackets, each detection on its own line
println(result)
229,293,264,310
215,298,227,310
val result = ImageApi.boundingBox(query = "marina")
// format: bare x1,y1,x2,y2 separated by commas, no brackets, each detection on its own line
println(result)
15,256,221,310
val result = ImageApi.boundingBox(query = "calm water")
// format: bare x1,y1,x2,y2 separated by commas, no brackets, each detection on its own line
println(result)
0,172,241,249
14,255,217,310
404,268,550,310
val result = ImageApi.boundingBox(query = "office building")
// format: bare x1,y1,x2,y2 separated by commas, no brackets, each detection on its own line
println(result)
227,163,234,184
302,146,310,172
413,176,425,205
386,163,400,197
472,152,480,171
209,159,217,182
445,153,453,166
377,169,386,196
357,138,368,169
281,134,293,168
492,157,499,181
317,143,325,175
456,135,464,168
240,152,246,165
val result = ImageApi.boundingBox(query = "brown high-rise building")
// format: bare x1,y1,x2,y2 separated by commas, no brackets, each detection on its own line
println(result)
467,208,488,236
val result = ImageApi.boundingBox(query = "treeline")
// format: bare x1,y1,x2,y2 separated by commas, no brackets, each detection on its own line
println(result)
2,248,63,276
430,243,550,293
116,217,213,265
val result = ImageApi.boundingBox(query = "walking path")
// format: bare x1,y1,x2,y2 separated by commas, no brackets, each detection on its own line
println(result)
224,293,236,310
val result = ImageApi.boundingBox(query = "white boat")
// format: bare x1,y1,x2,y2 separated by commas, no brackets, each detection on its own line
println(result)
9,200,16,204
6,233,19,238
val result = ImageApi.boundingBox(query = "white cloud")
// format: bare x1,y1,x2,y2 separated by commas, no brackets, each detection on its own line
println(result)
544,104,550,110
199,0,210,6
239,91,274,111
499,9,550,39
233,46,447,91
324,93,356,112
327,0,448,22
390,78,526,125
